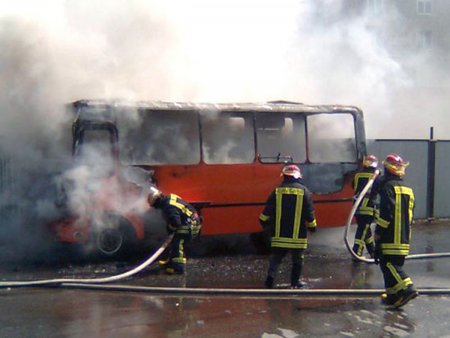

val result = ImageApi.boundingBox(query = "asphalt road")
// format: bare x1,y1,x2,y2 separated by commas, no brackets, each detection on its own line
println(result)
1,221,449,337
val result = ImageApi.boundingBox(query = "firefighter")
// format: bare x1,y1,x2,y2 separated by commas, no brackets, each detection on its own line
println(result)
259,164,317,289
352,155,379,260
373,153,418,308
147,187,202,275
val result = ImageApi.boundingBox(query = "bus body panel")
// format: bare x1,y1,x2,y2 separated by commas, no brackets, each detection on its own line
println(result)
149,162,355,235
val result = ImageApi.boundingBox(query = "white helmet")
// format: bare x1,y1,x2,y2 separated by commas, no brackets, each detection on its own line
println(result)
281,164,302,179
147,186,162,206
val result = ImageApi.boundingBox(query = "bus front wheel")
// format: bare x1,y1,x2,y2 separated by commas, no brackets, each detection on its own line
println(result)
93,215,137,258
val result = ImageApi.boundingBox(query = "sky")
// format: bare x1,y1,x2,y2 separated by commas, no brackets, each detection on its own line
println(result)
1,0,449,142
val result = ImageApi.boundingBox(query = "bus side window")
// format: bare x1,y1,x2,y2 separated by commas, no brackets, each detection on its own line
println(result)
256,114,307,163
118,110,201,165
201,114,255,164
307,114,357,163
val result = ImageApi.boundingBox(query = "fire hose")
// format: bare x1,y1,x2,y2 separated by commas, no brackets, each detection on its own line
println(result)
344,170,450,263
47,284,450,297
0,234,174,288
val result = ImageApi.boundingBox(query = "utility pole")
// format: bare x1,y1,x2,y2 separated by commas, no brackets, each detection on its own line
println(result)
426,126,436,220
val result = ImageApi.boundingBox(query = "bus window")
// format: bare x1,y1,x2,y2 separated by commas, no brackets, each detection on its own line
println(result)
307,113,357,163
256,113,307,163
118,110,200,165
201,113,255,164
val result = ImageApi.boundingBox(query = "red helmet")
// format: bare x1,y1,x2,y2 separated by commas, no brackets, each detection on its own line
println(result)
363,154,378,168
383,153,409,177
281,164,302,179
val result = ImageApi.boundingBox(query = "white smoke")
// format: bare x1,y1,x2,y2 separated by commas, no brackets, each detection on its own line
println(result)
1,0,448,139
0,0,449,261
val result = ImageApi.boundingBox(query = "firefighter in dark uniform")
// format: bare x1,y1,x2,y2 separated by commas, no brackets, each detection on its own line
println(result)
352,155,379,260
259,164,317,289
373,153,418,307
147,187,202,274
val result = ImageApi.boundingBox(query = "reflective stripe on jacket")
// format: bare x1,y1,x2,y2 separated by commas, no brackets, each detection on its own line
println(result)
353,169,377,216
375,177,415,255
259,179,316,249
157,194,202,237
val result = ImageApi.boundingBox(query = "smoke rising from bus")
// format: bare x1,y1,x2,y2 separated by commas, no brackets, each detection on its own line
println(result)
0,0,449,261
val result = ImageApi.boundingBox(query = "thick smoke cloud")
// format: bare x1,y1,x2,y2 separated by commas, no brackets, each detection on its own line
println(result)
1,1,448,140
0,0,448,262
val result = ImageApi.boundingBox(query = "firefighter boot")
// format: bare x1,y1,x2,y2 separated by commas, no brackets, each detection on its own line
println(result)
165,259,185,275
264,276,274,289
393,287,419,308
352,244,363,262
165,267,184,275
291,261,303,288
159,259,170,267
290,281,304,289
380,293,399,306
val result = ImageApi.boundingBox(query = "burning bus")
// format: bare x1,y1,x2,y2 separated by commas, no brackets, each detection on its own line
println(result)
48,99,367,257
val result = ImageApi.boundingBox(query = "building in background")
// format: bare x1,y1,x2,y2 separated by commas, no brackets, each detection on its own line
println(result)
314,0,450,139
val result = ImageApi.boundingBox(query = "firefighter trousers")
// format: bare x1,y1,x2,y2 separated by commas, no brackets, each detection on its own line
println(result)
167,236,187,273
379,255,415,296
267,248,304,287
353,214,375,256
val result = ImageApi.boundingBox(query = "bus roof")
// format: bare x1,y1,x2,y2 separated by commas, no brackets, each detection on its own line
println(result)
70,99,363,117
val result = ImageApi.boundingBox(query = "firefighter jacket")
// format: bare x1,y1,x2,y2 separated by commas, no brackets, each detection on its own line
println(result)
353,167,377,217
259,178,317,249
374,175,415,256
153,194,202,239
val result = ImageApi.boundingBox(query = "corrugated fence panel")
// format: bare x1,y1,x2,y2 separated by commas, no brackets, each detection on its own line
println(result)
367,140,429,219
434,141,450,218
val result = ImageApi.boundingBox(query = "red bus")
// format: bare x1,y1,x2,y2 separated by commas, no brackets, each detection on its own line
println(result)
49,99,367,257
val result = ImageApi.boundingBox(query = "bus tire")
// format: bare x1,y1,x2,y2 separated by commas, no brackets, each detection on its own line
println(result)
93,215,137,259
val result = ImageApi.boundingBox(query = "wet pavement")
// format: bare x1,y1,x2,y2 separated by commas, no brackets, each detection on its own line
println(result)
1,221,449,337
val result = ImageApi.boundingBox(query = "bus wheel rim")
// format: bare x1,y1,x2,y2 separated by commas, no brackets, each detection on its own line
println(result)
97,228,123,255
